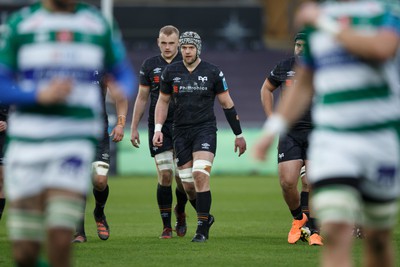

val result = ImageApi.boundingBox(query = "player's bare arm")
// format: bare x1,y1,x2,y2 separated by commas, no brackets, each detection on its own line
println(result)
260,78,277,117
130,85,150,148
252,65,313,161
0,121,6,132
153,92,170,147
106,79,128,143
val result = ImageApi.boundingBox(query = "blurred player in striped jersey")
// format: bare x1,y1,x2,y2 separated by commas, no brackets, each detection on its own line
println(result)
0,0,135,265
255,0,400,266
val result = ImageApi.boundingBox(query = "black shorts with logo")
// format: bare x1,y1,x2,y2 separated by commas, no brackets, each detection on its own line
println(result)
277,128,311,163
148,122,174,157
95,128,110,164
174,126,217,167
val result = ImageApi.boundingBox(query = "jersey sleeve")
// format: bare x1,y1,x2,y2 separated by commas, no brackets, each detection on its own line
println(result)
214,68,229,94
139,59,151,87
267,63,283,88
160,66,173,95
0,14,36,104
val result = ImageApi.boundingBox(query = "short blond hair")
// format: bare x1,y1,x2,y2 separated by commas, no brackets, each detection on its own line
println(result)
159,25,179,37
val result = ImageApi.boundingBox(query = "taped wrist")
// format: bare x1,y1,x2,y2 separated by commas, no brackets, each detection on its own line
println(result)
117,115,126,127
223,106,242,135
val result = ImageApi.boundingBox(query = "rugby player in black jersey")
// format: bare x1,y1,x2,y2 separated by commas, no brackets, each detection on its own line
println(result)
0,104,8,221
258,33,322,246
73,75,128,243
130,25,193,239
153,31,247,242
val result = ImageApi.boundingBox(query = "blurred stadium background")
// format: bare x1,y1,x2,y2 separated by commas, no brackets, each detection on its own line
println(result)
0,0,310,176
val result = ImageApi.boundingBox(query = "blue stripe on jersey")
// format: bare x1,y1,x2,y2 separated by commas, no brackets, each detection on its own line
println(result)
314,49,359,70
22,68,96,83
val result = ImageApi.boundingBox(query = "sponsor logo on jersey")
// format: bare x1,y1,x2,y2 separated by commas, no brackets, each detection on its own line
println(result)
179,84,207,92
201,143,210,150
173,77,181,82
198,76,208,82
152,146,158,151
287,70,295,77
153,67,162,74
278,153,284,159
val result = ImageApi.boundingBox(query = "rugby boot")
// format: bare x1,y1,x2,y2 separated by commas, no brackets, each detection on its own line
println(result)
288,213,308,244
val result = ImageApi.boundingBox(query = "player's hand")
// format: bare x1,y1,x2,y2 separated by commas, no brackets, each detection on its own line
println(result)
0,121,7,132
37,78,72,105
295,2,321,28
234,136,247,157
110,125,124,142
252,133,275,161
152,131,163,147
130,129,140,148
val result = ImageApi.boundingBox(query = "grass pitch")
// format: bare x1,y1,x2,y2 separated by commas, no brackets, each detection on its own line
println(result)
0,175,398,266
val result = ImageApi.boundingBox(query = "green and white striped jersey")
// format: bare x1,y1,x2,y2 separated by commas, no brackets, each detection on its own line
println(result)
0,2,128,143
302,1,400,133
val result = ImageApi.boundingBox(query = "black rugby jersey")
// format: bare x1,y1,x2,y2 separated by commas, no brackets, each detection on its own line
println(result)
267,56,312,130
160,60,228,129
140,54,182,125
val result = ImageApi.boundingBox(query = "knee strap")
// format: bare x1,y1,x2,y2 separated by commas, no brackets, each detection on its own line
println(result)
155,151,174,171
7,209,44,241
178,168,194,183
192,160,212,176
92,161,110,176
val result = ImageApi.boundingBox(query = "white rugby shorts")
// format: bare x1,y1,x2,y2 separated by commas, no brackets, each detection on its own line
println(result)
5,140,95,201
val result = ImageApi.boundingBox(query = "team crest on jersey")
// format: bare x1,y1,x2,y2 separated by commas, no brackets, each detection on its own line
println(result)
153,76,160,83
57,31,73,42
173,85,179,93
198,76,208,82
